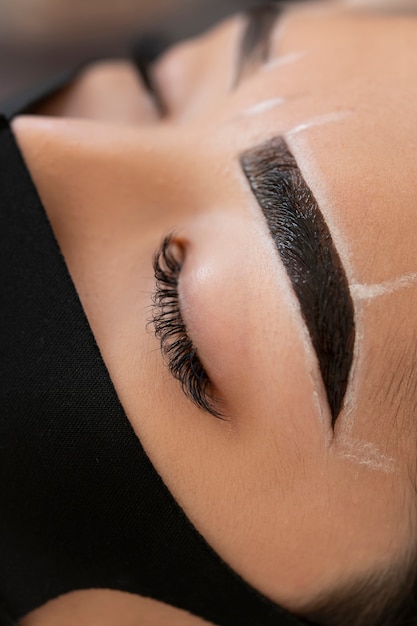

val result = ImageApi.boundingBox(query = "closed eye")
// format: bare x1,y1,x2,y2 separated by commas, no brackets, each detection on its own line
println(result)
151,235,225,419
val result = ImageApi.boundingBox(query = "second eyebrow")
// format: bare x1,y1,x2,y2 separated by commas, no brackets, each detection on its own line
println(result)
235,3,284,87
240,137,355,427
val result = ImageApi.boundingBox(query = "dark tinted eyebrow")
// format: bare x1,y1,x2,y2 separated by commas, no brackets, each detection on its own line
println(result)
234,3,285,87
240,137,355,427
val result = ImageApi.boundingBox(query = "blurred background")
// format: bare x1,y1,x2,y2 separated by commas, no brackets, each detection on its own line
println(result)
0,0,267,104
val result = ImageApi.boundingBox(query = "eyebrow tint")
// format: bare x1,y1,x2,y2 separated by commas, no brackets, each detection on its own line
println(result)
235,3,283,86
240,137,355,426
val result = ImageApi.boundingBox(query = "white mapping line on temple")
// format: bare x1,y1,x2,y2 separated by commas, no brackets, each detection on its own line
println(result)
338,436,397,473
286,110,351,136
262,51,307,73
350,272,417,300
242,97,285,116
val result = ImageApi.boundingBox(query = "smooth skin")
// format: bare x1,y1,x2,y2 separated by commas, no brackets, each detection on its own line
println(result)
14,1,417,624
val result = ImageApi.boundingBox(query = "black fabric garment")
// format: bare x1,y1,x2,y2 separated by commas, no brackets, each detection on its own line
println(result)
0,66,314,626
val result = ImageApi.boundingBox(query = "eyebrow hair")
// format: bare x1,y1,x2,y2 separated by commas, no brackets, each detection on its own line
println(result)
240,137,355,427
235,3,285,86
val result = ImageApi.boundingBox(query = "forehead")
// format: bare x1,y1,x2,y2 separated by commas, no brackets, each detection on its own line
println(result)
250,5,417,285
221,5,417,449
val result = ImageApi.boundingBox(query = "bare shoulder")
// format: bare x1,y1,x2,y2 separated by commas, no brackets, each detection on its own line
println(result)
19,588,216,626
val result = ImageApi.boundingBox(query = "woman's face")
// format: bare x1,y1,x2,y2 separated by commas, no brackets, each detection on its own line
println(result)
14,0,417,617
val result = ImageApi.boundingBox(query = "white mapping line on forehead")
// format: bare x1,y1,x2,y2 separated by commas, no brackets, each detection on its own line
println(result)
337,271,417,471
337,436,397,473
350,272,417,300
286,110,352,136
262,51,307,73
242,97,286,116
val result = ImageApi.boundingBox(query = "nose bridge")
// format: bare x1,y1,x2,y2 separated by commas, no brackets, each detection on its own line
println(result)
133,124,225,224
12,114,234,248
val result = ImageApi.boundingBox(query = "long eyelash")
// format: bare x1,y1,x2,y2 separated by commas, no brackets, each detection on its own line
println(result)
151,235,224,419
